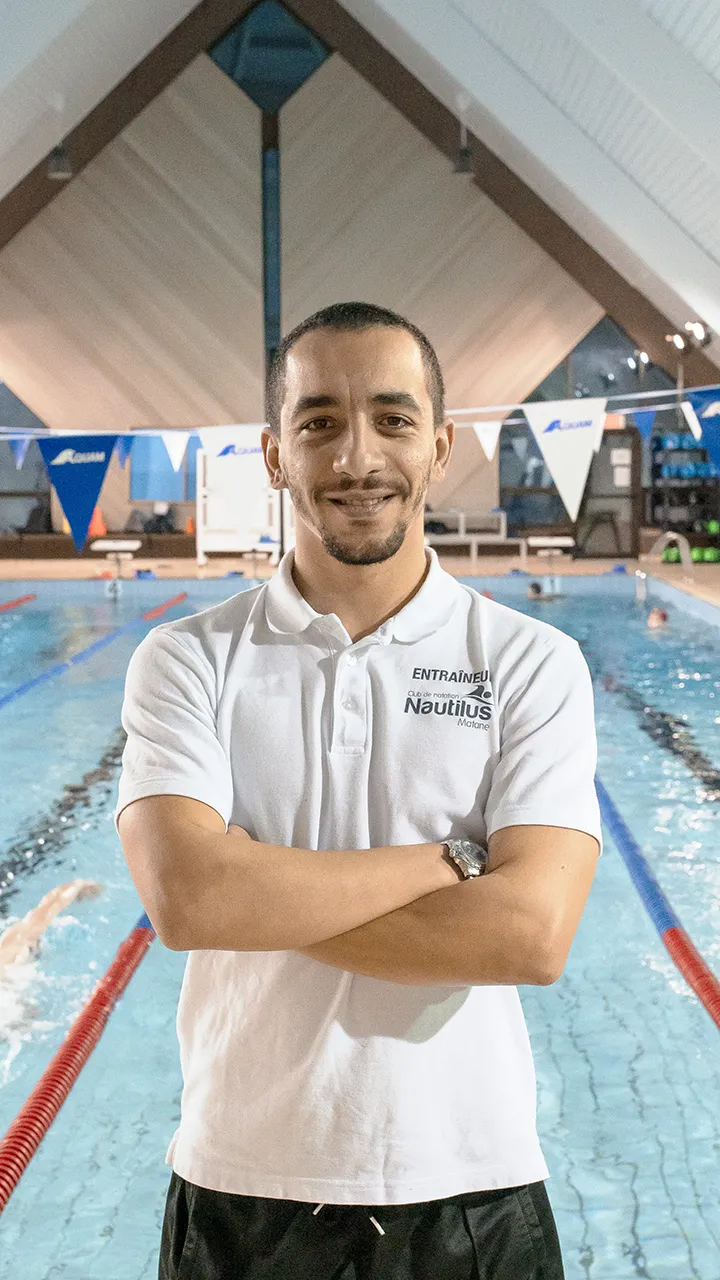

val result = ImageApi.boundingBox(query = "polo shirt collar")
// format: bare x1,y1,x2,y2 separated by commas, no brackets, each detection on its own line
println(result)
264,547,461,644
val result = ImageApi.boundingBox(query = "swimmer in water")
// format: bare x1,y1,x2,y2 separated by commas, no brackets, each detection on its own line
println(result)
0,880,103,976
527,581,555,601
647,607,668,629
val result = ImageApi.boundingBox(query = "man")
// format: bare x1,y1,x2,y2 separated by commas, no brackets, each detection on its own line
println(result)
117,302,601,1279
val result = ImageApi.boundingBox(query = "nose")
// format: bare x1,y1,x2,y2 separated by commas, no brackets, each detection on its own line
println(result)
331,419,387,482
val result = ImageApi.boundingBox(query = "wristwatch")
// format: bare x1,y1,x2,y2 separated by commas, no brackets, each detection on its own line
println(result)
442,838,488,880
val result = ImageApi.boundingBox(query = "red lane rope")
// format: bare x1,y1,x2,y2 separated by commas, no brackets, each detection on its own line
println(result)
0,919,155,1212
142,593,187,620
0,594,36,613
596,777,720,1030
663,927,720,1028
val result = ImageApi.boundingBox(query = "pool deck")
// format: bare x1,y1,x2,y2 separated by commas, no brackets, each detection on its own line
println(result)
1,553,720,611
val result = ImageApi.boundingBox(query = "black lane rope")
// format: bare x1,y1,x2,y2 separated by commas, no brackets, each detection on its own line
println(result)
603,677,720,801
0,728,126,917
579,640,720,801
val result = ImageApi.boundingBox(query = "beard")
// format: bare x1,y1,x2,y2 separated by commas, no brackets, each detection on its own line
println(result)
283,458,433,566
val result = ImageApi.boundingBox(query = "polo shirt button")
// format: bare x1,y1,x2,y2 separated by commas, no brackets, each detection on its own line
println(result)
342,698,356,711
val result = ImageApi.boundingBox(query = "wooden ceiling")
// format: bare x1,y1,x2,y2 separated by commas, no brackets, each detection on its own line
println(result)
0,0,717,385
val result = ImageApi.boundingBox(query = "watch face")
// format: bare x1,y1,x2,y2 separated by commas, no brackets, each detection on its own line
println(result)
452,840,488,873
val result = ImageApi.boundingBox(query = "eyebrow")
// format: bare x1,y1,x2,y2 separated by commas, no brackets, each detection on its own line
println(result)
291,391,423,419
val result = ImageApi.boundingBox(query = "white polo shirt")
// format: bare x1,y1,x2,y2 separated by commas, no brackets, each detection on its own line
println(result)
116,547,601,1205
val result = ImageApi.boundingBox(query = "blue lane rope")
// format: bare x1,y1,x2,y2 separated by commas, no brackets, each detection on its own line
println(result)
0,595,187,711
595,777,679,936
596,775,720,1027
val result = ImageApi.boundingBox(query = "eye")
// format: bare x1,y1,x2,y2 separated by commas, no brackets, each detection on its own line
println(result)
381,415,412,428
303,418,334,432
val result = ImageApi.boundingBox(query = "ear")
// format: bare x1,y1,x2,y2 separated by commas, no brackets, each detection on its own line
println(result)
261,428,285,490
431,419,454,482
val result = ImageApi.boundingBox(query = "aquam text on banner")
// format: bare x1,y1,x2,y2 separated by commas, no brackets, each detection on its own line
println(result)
522,398,607,522
37,436,118,551
197,425,266,458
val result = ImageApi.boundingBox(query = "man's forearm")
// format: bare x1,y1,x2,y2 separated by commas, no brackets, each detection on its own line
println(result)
120,795,465,953
298,869,552,986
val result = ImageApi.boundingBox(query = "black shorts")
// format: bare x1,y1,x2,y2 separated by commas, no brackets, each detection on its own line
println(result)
159,1170,564,1279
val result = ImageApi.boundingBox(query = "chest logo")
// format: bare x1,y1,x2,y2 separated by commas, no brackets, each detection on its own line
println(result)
404,667,494,730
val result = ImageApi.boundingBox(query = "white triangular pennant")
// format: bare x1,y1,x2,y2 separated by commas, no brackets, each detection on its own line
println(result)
472,421,502,461
681,400,703,441
160,431,190,471
10,438,31,469
197,424,267,457
522,398,607,521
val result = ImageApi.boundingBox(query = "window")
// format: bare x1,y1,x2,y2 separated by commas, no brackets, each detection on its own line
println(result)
130,435,200,502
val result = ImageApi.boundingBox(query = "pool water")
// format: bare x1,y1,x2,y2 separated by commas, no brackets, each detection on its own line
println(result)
0,577,718,1280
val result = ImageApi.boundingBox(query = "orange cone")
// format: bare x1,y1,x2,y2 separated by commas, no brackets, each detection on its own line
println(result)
87,505,107,537
185,516,195,535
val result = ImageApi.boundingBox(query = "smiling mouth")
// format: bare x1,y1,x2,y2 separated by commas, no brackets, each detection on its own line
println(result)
328,494,397,515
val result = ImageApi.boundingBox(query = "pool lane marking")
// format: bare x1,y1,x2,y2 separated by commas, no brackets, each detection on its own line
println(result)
0,592,188,711
595,776,720,1030
0,594,36,613
604,677,720,800
0,911,155,1211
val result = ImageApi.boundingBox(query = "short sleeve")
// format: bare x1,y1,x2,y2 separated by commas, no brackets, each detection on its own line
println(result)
484,635,602,851
115,627,233,830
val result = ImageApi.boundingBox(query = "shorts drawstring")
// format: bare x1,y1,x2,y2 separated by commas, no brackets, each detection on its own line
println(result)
312,1203,386,1237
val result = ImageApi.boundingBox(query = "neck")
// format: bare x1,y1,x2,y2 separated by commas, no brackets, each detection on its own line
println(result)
291,524,430,643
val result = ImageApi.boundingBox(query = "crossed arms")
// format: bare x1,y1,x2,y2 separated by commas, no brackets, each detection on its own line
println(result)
118,796,598,987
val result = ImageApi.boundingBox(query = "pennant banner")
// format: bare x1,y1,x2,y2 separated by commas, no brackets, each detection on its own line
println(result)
680,400,703,442
197,424,266,457
687,387,720,468
115,436,134,468
9,438,30,469
160,430,190,472
38,435,118,551
522,398,607,521
472,421,503,461
632,409,656,443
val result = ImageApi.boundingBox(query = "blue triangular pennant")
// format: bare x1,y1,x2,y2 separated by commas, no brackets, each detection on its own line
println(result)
632,409,656,443
37,436,118,551
686,387,720,471
9,438,31,469
115,436,134,468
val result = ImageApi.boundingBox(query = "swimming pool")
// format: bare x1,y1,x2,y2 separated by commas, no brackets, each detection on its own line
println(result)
0,575,718,1279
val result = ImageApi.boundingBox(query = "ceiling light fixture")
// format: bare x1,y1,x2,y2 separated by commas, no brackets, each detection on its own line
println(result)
666,333,686,350
639,351,650,364
683,320,713,347
47,143,73,181
453,91,472,174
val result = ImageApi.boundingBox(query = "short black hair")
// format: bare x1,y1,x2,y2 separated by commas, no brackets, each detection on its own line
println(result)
266,301,445,435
